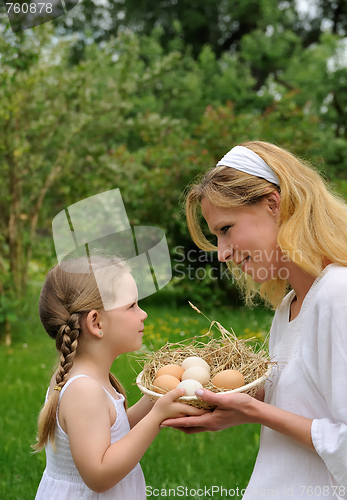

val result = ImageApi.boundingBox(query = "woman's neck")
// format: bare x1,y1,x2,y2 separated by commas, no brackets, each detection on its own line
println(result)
286,258,333,304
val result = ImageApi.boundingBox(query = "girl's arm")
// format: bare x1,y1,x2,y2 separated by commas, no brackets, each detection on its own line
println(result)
60,377,206,493
161,389,314,451
127,395,155,428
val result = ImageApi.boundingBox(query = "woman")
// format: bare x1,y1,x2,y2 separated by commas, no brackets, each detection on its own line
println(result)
162,142,347,499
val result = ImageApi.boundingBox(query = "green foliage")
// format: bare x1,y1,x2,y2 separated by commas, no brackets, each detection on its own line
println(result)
1,16,347,306
0,296,20,324
47,0,347,65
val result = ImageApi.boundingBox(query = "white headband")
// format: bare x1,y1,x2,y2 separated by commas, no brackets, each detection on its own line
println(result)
216,145,280,186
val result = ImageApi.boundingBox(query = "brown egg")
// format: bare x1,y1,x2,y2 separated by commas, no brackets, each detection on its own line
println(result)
156,364,185,380
152,375,180,393
211,370,245,390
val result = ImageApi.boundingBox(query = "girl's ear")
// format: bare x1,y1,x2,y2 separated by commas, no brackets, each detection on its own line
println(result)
85,310,103,339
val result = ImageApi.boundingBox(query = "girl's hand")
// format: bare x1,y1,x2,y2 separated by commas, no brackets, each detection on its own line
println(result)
160,389,258,433
151,388,209,424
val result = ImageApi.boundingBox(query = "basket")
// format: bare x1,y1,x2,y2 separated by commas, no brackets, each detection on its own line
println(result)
136,363,274,410
135,304,274,410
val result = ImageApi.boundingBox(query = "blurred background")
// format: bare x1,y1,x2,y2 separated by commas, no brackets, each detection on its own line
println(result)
1,0,347,497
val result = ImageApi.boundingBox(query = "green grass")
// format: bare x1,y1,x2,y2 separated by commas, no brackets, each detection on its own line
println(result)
0,289,274,500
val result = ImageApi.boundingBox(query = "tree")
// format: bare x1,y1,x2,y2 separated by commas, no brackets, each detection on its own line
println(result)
1,15,347,327
29,0,347,65
1,26,189,299
1,24,241,302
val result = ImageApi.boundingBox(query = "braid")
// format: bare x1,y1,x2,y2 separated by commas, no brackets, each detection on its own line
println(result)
33,313,81,452
55,314,81,390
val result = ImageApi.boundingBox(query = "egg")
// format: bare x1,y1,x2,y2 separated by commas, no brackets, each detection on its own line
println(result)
211,369,245,390
182,366,210,385
177,379,203,397
181,356,210,373
152,375,180,393
156,364,185,380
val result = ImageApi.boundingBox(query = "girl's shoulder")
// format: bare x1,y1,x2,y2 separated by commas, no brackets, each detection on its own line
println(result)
47,372,110,402
57,375,117,434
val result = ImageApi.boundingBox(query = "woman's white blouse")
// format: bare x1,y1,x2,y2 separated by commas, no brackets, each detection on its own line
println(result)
242,263,347,499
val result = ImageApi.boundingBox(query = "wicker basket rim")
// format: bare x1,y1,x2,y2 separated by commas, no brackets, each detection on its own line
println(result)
136,362,274,401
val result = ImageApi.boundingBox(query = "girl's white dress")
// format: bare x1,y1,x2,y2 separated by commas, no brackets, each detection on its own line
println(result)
35,375,146,499
242,263,347,499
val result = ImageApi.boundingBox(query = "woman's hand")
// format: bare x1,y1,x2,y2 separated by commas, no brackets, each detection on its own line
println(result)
160,389,258,434
160,388,315,451
151,388,208,424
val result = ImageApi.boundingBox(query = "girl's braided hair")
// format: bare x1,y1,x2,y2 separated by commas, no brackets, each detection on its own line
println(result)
33,254,130,452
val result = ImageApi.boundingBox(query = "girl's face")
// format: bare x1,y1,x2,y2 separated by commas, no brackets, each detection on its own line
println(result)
101,273,147,356
201,194,284,283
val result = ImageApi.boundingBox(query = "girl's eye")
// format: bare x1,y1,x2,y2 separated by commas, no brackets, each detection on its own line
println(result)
129,302,136,308
221,226,231,234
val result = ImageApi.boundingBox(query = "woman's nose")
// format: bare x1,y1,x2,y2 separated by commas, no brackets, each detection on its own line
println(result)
217,240,233,262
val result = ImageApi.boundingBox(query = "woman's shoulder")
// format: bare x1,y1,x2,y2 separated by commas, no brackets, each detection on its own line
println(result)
311,263,347,317
316,263,347,297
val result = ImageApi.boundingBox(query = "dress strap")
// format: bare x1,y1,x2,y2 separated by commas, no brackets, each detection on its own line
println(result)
59,374,91,401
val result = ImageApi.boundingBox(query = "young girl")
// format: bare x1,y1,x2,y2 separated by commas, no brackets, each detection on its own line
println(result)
162,141,347,498
33,255,204,499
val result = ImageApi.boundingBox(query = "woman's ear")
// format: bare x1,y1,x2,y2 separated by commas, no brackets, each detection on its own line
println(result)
85,310,103,339
266,191,281,216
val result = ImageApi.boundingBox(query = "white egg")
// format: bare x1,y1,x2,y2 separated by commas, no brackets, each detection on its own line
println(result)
181,356,210,373
181,366,210,385
177,379,203,397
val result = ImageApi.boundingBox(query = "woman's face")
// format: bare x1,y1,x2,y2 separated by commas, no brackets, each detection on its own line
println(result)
201,194,286,283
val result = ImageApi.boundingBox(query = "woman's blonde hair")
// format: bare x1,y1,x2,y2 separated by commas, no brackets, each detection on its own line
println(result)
33,254,130,452
185,140,347,309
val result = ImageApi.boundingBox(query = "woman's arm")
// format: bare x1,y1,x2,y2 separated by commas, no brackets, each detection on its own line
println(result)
61,378,206,493
127,395,155,428
254,386,265,402
161,389,314,451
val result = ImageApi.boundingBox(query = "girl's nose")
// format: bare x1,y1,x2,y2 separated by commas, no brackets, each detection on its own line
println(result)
140,308,148,321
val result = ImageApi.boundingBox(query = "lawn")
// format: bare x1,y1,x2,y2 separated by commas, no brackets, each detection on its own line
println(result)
0,287,274,500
